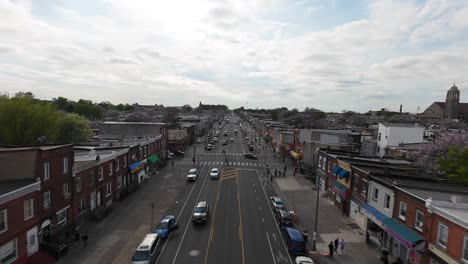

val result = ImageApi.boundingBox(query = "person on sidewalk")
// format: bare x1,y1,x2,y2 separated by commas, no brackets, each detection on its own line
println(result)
293,167,297,177
171,160,174,167
328,241,334,259
283,166,286,176
334,238,339,253
270,174,273,182
339,238,345,254
81,233,88,248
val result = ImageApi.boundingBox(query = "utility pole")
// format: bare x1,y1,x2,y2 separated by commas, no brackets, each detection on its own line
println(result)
150,202,154,232
313,172,320,251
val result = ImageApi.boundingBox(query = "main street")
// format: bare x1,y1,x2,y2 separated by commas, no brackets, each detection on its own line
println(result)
156,120,292,264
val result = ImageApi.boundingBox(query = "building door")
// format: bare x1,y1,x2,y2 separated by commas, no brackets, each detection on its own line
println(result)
26,226,39,256
97,190,101,207
90,192,96,211
400,245,408,264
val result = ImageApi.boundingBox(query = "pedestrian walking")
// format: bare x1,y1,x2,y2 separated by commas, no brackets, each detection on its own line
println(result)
270,174,273,182
225,157,228,164
192,157,195,165
274,169,277,177
334,238,339,253
328,241,334,258
339,238,345,254
171,160,174,167
81,232,88,247
294,167,297,177
283,166,286,175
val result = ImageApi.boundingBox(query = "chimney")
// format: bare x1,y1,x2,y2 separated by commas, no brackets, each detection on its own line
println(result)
399,105,402,114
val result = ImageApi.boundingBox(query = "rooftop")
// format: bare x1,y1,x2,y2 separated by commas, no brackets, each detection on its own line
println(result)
0,179,38,196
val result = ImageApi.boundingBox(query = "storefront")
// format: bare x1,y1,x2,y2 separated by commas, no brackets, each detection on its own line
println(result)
333,180,351,214
362,203,388,246
382,218,425,264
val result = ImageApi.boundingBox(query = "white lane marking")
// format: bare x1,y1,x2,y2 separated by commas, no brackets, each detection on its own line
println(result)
156,161,209,264
169,161,211,264
266,232,277,264
259,206,261,211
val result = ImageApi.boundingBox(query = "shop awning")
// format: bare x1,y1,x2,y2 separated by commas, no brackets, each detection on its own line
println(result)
362,203,388,223
383,218,425,249
338,169,350,179
290,151,301,159
333,181,350,199
128,161,141,171
332,166,343,176
147,155,159,164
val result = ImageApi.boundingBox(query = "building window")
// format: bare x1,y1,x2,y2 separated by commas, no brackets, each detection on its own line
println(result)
463,236,468,262
43,191,51,209
415,210,424,231
106,183,112,197
63,157,68,173
117,176,122,189
89,171,95,186
109,162,113,176
362,180,368,195
377,146,380,153
378,133,381,141
56,209,67,226
144,146,147,157
63,183,70,199
43,162,50,180
116,159,120,171
0,239,17,264
139,147,142,159
399,201,407,221
372,187,379,202
75,177,81,192
99,166,103,181
24,198,34,221
79,197,87,215
0,210,7,234
437,223,449,248
384,194,391,209
123,156,127,167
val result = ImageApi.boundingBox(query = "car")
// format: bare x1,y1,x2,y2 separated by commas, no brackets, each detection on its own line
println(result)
222,140,228,145
270,196,286,211
206,144,213,150
173,150,184,156
245,137,250,142
230,137,234,142
295,256,315,264
166,151,174,159
154,215,179,239
197,138,202,143
187,168,198,181
276,209,292,226
243,153,258,159
282,227,306,255
210,168,219,179
192,201,209,224
213,137,218,142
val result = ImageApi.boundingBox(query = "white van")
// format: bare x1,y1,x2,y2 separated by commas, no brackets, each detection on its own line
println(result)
132,234,161,264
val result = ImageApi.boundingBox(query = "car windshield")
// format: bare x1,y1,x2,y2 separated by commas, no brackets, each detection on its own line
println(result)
275,199,284,205
194,207,206,213
132,250,149,261
157,222,169,229
211,170,218,173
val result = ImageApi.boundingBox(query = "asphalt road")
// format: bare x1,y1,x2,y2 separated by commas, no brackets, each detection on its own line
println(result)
156,119,293,264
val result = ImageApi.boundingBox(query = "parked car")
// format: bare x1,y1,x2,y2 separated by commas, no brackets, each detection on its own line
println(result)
192,201,209,224
282,227,306,255
154,215,179,238
197,138,202,143
187,168,198,181
132,234,161,264
243,153,258,159
270,196,286,211
206,144,213,150
276,209,292,226
230,137,234,142
173,150,185,156
167,151,174,159
210,168,219,179
295,256,315,264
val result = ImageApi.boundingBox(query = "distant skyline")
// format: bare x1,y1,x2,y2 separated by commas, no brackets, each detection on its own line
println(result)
1,0,468,113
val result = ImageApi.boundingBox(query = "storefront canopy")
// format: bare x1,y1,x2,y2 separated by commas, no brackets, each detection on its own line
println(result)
383,218,425,249
338,169,350,179
362,203,388,224
147,155,159,164
128,161,141,171
333,181,350,199
332,166,342,176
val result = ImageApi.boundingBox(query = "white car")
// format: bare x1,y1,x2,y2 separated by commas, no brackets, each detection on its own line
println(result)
210,168,219,179
295,256,315,264
197,138,202,143
270,196,286,211
187,168,198,181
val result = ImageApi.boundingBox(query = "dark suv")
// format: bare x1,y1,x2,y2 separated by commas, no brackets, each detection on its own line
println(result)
192,201,209,224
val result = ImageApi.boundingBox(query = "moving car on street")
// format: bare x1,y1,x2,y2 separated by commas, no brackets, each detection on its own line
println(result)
192,201,209,224
154,215,179,239
210,168,219,179
206,144,213,150
187,168,198,181
243,153,258,159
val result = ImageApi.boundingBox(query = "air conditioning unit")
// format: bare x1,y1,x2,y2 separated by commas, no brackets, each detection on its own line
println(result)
64,192,71,199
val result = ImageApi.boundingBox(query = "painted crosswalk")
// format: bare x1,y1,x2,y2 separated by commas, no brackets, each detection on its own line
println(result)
198,161,264,167
203,152,244,156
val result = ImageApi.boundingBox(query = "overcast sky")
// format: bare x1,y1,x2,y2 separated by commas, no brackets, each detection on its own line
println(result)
1,0,468,112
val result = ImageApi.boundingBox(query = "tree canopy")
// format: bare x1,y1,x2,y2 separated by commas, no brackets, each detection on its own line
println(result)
437,146,468,184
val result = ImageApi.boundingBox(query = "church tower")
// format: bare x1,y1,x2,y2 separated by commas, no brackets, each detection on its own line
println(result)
445,83,460,119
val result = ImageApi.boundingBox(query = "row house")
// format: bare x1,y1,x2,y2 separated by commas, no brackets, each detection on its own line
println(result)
0,180,41,263
0,144,74,258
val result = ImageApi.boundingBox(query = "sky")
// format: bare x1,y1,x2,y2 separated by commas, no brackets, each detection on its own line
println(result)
1,0,468,113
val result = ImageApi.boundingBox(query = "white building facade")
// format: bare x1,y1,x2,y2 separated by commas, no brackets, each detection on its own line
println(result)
377,123,424,157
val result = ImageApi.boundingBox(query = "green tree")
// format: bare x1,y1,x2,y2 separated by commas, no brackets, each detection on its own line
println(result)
437,146,468,184
73,100,103,120
0,96,59,145
53,96,74,112
52,113,93,143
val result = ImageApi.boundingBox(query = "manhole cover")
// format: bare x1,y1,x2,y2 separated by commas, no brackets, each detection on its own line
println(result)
189,250,200,256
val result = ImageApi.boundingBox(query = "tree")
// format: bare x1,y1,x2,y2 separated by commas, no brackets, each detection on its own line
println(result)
437,146,468,184
52,113,93,143
73,100,103,120
0,96,59,145
53,96,74,112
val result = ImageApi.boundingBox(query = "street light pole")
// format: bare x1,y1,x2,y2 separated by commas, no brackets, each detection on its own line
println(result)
150,202,154,232
313,173,320,251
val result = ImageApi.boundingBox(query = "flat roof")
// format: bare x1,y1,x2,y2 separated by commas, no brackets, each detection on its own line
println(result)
0,179,37,196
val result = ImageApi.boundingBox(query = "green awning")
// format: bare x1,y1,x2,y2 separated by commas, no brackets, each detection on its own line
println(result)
147,154,159,164
383,218,424,249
